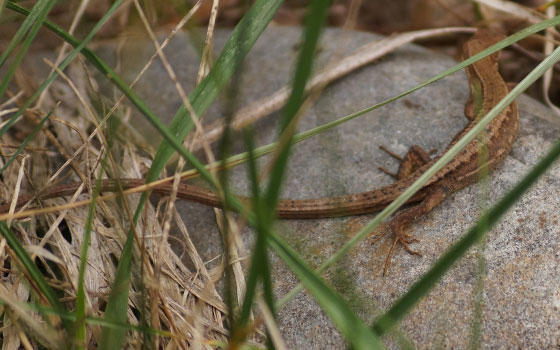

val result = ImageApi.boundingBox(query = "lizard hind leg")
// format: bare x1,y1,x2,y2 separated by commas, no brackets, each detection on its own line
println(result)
382,184,449,276
378,145,436,180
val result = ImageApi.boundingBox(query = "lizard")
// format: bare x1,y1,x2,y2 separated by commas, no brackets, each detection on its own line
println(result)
0,29,519,273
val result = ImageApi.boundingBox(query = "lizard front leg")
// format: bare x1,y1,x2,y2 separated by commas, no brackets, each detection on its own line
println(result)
378,145,436,179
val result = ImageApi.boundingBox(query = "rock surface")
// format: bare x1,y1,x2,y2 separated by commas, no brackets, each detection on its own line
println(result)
96,27,560,349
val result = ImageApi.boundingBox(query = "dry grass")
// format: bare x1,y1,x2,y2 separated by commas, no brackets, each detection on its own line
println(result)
0,0,558,349
0,2,237,348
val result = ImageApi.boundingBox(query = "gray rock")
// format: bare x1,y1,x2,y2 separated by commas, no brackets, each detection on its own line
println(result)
100,27,560,349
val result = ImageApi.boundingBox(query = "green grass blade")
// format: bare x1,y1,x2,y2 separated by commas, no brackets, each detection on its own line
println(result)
236,129,266,328
148,0,283,183
236,0,330,335
264,0,329,209
248,0,329,339
268,232,383,349
96,233,133,350
0,0,124,141
5,2,122,73
236,3,383,348
0,0,50,69
0,222,71,330
73,167,105,347
0,109,52,174
0,0,57,100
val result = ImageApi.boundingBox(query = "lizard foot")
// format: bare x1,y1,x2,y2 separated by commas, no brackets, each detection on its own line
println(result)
382,232,422,276
381,185,449,275
371,222,422,276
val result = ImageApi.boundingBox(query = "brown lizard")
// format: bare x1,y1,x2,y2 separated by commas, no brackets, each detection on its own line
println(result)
1,30,518,272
